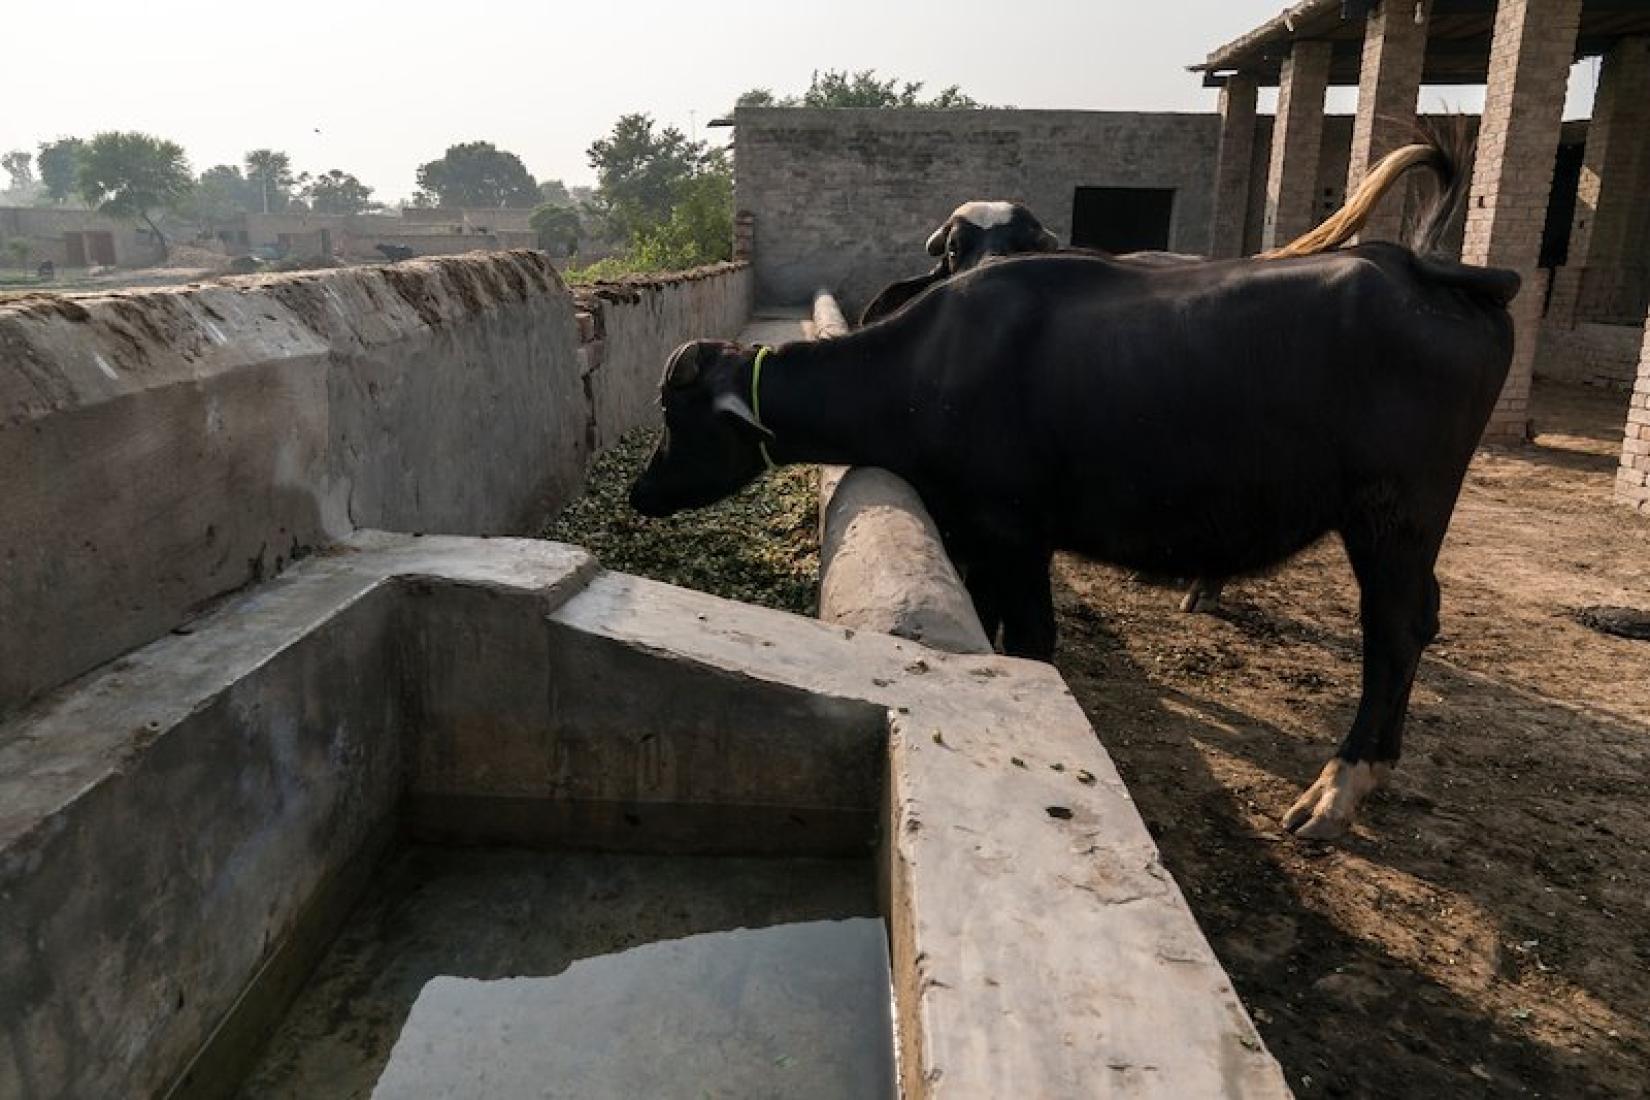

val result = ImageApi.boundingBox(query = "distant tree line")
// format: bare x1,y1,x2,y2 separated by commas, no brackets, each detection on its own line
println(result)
1,69,975,271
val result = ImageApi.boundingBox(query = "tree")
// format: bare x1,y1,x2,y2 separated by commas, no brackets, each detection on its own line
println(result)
78,132,192,261
626,153,732,270
304,169,377,215
537,178,573,207
183,165,257,229
734,69,983,111
2,151,33,192
586,114,710,241
414,142,537,208
244,148,296,214
37,139,86,203
529,203,581,255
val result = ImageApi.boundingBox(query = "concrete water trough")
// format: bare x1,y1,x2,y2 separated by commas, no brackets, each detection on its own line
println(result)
1,531,1289,1098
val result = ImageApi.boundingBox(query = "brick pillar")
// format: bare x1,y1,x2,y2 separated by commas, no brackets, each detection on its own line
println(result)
1461,0,1582,442
1346,0,1431,243
1616,314,1650,513
1563,37,1650,325
734,210,755,262
1262,40,1333,252
1209,74,1258,258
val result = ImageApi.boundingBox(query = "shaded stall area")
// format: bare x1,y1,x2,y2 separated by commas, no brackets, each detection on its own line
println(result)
1053,379,1649,1096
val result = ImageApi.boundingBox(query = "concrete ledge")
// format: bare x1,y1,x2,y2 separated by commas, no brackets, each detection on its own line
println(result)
810,292,992,655
554,570,1287,1097
0,534,1285,1098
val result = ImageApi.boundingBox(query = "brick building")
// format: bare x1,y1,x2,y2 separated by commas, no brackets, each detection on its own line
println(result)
0,207,167,269
733,0,1650,512
1196,0,1650,508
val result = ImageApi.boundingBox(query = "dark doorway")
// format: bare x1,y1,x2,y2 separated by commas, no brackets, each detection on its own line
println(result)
1071,187,1175,253
63,232,87,267
86,231,116,266
1540,138,1585,269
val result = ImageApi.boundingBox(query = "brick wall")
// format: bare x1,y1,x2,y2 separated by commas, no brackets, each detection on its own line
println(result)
1535,321,1646,390
1262,40,1332,251
734,107,1220,312
1617,321,1650,513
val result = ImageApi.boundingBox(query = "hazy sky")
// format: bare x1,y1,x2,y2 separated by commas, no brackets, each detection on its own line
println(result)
3,0,1600,203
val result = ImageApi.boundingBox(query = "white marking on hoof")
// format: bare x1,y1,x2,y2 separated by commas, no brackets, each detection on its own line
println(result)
1282,759,1391,840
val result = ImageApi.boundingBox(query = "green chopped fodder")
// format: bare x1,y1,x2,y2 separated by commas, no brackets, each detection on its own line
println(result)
545,429,819,615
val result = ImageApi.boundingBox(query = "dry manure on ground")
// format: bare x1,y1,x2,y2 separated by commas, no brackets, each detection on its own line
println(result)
544,429,819,615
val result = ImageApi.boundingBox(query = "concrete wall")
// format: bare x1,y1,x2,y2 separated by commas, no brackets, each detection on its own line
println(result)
402,207,537,233
735,107,1220,312
573,263,754,451
0,579,408,1100
0,253,752,719
242,211,405,244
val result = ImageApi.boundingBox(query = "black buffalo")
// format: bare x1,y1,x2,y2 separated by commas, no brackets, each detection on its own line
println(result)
628,131,1517,838
858,201,1059,325
858,140,1461,616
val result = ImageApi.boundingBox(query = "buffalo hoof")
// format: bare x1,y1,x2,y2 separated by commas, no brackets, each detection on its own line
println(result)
1281,759,1390,840
1179,580,1223,614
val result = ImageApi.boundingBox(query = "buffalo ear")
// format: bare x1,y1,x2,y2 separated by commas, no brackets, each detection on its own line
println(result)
925,220,951,257
665,341,701,387
713,392,774,442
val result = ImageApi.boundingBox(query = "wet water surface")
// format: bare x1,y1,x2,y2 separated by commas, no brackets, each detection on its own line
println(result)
238,846,890,1099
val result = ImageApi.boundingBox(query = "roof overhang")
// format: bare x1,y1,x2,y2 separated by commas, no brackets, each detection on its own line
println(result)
1192,0,1650,88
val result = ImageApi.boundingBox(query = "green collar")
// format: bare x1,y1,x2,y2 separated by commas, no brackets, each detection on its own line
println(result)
752,345,775,470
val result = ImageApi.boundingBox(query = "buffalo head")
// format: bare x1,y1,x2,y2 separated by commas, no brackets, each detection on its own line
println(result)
860,201,1060,326
629,340,773,518
926,201,1059,275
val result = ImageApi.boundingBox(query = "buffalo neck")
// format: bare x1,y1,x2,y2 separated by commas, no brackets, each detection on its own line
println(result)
752,329,915,470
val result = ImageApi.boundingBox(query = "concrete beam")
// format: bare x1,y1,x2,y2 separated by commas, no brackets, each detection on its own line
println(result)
1262,40,1333,251
818,466,994,656
1462,0,1583,442
1347,0,1431,243
1210,73,1259,257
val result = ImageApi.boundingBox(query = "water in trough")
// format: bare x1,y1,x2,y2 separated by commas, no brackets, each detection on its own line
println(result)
236,846,894,1099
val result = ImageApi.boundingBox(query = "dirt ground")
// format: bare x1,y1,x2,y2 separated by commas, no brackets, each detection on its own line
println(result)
1053,378,1649,1097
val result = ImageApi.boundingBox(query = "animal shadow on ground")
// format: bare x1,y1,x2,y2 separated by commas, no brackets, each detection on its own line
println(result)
1052,575,1650,1099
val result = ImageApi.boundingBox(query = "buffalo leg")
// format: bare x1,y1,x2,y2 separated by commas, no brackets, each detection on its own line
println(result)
1179,577,1226,613
1283,519,1442,839
961,559,1005,649
994,548,1056,661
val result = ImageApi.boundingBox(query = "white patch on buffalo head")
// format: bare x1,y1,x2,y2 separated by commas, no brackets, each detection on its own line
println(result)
950,200,1017,229
926,200,1020,254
